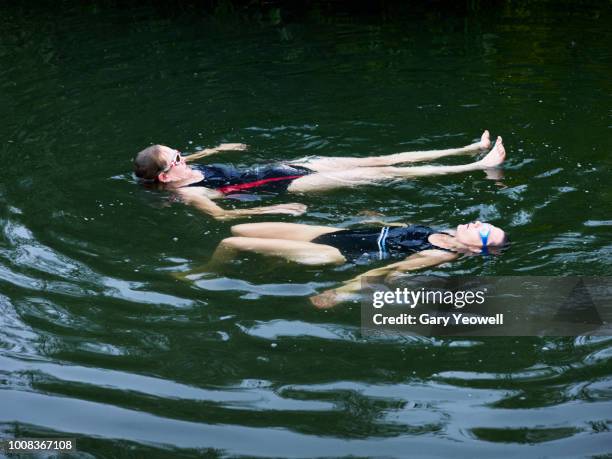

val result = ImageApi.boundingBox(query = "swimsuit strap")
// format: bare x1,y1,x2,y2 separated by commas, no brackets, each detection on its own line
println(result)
376,226,390,260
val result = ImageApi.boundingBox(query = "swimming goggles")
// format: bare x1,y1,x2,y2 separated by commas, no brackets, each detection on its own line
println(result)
161,151,183,173
479,224,491,254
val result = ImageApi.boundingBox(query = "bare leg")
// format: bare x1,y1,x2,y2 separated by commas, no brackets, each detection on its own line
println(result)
291,131,491,172
213,237,346,266
173,224,345,281
231,222,341,241
289,137,505,193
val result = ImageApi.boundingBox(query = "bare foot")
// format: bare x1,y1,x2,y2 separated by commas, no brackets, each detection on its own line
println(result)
479,130,492,150
479,136,505,168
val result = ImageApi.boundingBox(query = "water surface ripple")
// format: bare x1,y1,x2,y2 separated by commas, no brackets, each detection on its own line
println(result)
1,4,611,457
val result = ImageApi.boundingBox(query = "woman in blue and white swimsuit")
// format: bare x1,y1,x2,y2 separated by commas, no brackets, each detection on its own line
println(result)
210,220,508,308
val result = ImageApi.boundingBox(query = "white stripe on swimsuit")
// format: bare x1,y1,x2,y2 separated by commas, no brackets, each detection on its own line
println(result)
376,226,390,260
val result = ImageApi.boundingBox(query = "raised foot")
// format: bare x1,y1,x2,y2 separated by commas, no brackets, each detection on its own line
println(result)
479,130,492,150
479,136,506,168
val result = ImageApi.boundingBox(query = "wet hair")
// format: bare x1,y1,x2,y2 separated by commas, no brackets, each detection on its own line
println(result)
483,233,510,256
499,234,511,252
133,145,167,181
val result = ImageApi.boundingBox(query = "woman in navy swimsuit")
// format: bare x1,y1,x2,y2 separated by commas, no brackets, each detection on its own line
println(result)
133,131,506,220
207,220,508,308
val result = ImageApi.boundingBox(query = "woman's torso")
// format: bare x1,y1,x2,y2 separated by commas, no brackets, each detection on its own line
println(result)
311,225,448,263
187,163,312,194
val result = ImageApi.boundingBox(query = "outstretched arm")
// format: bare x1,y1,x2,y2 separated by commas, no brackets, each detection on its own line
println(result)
310,249,458,308
184,143,248,162
176,187,306,220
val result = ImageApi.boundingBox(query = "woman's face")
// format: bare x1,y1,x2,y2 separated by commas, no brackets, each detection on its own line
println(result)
455,221,506,249
157,146,190,181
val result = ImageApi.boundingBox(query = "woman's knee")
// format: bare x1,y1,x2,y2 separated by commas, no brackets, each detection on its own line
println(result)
231,222,299,237
299,246,346,266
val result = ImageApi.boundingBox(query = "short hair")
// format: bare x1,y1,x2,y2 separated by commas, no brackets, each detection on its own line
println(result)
499,233,510,249
486,233,510,256
488,228,509,248
133,145,167,180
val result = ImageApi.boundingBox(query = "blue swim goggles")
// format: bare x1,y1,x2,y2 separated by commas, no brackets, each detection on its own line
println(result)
479,224,491,254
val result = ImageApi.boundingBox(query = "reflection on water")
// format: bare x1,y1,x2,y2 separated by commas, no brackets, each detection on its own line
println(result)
1,2,611,457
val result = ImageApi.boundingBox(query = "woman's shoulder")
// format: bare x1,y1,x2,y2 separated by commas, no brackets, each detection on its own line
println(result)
415,248,459,261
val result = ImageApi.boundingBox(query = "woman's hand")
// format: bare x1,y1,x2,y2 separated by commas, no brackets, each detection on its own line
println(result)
310,290,359,309
310,290,340,309
254,203,307,216
215,143,248,152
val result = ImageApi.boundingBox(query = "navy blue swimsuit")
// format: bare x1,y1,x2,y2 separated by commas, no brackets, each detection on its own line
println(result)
188,163,312,194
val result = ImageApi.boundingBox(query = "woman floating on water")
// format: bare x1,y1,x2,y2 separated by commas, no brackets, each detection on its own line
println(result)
133,131,505,219
194,220,508,308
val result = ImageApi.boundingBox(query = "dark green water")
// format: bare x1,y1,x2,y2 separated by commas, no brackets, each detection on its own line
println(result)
1,3,611,457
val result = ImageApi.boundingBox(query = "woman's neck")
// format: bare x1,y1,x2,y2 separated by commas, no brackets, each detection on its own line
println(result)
164,168,204,188
428,232,467,252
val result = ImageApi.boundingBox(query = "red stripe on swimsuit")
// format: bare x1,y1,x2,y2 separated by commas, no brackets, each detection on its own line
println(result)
216,175,304,194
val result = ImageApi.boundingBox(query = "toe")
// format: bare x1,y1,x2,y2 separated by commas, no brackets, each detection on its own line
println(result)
480,130,491,148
